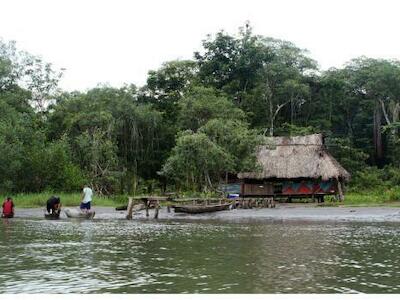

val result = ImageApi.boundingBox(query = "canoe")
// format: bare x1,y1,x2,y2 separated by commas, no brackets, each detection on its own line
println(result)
64,208,95,219
1,214,14,219
115,205,127,211
117,203,145,211
173,203,231,214
45,212,60,220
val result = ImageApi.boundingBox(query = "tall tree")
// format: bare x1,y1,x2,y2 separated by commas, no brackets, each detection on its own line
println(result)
177,86,246,131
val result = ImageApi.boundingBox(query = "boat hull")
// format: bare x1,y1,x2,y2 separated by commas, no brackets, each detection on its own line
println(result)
1,214,14,219
173,203,230,214
64,209,95,219
45,213,60,220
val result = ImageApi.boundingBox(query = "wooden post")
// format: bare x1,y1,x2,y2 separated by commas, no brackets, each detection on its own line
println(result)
243,200,248,209
154,200,160,219
167,205,171,213
126,197,134,220
146,200,150,217
337,179,344,201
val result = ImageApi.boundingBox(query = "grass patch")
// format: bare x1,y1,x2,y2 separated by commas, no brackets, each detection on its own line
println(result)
343,188,400,207
4,189,400,208
1,192,131,208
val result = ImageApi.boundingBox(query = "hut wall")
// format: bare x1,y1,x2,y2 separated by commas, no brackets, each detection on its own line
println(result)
282,179,337,195
220,183,241,194
241,179,337,197
242,182,274,196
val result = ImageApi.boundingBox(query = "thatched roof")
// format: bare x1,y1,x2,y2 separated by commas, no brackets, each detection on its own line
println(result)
238,134,350,181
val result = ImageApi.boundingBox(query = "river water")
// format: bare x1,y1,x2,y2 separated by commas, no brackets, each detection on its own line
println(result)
1,216,400,293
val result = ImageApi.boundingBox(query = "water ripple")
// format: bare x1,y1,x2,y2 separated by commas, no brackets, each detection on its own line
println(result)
1,220,400,293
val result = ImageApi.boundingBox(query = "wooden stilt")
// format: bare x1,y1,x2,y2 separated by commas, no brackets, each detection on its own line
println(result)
251,199,255,208
337,179,344,201
154,200,160,219
146,200,149,217
126,197,134,220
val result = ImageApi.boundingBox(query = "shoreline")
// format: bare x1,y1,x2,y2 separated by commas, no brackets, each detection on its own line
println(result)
8,205,400,223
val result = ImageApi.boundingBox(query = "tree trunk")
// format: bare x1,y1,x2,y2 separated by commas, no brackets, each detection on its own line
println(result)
373,101,384,165
269,100,274,136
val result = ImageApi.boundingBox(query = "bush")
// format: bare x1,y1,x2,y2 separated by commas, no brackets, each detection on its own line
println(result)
385,187,400,202
63,164,87,192
350,167,387,191
382,166,400,186
351,166,400,191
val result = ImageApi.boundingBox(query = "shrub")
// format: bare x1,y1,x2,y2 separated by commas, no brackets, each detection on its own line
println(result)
351,167,387,191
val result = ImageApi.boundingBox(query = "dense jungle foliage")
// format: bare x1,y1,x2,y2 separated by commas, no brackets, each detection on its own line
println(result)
1,24,400,195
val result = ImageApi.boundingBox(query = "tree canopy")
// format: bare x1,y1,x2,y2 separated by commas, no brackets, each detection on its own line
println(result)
1,24,400,194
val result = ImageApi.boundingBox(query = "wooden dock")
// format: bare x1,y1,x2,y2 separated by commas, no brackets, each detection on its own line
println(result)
125,196,277,220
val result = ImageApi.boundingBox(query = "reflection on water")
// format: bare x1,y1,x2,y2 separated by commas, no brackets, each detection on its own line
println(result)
1,218,400,293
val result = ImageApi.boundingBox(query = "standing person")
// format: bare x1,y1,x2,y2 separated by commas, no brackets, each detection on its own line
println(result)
2,197,14,218
46,196,61,215
80,185,93,212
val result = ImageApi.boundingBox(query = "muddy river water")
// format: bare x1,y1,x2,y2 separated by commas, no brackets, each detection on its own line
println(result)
1,207,400,293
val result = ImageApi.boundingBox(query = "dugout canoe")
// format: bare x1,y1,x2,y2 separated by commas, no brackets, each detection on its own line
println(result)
64,208,95,219
115,203,145,211
173,203,231,214
1,214,14,218
45,212,60,220
115,205,128,211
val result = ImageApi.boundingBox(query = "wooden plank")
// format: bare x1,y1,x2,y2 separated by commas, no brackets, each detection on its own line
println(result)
140,196,169,201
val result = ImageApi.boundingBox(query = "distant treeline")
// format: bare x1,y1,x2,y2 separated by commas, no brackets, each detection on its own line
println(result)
1,23,400,195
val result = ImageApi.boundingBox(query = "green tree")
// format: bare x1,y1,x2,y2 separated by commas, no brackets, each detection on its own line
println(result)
48,85,168,193
178,86,245,131
199,118,262,173
161,131,234,191
142,60,198,121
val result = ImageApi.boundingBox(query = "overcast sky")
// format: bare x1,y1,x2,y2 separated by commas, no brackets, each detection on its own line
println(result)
1,0,399,91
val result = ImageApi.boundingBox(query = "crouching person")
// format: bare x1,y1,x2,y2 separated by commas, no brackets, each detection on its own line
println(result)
46,196,61,216
2,197,14,218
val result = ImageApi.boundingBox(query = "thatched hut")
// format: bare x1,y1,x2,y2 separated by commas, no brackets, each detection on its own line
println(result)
237,134,350,201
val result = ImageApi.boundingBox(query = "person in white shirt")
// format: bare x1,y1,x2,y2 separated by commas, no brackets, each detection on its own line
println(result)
80,185,93,212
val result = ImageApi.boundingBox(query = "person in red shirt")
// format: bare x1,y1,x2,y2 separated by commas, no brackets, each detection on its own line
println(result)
2,197,14,218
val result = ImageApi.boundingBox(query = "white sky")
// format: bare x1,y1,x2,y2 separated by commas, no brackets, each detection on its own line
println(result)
1,0,399,91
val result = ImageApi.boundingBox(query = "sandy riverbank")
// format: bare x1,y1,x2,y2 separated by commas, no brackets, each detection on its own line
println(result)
10,204,400,223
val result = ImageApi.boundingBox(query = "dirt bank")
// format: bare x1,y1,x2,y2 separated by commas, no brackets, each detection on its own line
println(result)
10,204,400,223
